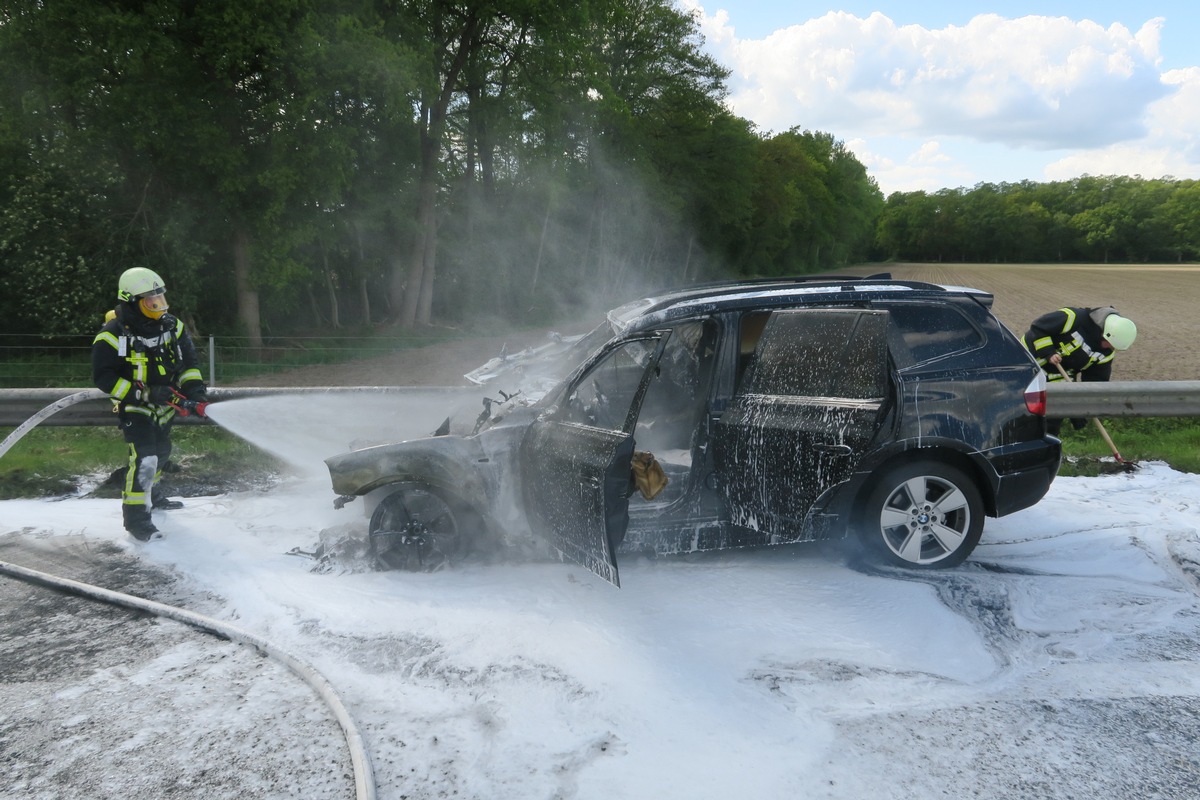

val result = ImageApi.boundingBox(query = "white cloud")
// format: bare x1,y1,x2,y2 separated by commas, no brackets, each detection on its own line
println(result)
700,10,1173,151
911,140,951,165
847,137,978,195
886,140,966,193
1043,65,1200,180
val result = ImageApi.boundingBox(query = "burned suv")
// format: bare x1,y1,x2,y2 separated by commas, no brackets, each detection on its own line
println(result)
326,276,1060,586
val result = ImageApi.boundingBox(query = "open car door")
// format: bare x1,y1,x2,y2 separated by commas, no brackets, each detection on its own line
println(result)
519,333,670,586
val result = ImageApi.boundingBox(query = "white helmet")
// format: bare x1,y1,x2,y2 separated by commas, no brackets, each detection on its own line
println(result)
117,267,169,320
117,267,166,301
1102,314,1137,351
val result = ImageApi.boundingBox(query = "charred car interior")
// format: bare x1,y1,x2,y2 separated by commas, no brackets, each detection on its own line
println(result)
326,275,1062,586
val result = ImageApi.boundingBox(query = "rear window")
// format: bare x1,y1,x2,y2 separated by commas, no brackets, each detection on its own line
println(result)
876,302,983,368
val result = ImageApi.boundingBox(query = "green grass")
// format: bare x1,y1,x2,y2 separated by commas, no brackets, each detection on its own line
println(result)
0,425,285,499
1054,417,1200,476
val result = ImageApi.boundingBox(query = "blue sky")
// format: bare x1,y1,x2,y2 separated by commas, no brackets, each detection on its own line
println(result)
680,2,1200,194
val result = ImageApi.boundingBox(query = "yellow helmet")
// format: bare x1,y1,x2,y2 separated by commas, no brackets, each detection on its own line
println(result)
1102,314,1137,351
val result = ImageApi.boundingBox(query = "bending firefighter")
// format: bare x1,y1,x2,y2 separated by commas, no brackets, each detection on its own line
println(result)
92,268,209,541
1022,306,1137,436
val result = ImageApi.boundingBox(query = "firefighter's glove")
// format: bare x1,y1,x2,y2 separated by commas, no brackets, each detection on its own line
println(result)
127,382,166,406
148,384,175,405
631,451,669,501
127,382,149,405
166,387,209,418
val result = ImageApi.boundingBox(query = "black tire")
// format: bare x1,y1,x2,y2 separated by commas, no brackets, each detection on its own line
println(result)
859,461,984,569
368,483,467,572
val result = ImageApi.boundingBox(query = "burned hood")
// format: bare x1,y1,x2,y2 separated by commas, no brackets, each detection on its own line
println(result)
462,322,620,401
325,435,490,498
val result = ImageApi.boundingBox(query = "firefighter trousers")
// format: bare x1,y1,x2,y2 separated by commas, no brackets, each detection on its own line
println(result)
118,411,174,529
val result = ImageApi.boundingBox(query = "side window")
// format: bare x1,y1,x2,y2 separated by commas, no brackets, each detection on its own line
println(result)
636,319,719,455
648,320,717,408
559,340,655,432
743,309,889,399
878,303,983,368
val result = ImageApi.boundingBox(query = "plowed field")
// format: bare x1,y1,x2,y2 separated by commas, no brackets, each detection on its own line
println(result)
843,263,1200,382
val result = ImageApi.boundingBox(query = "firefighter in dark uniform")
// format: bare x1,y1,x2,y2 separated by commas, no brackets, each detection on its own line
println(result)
92,268,208,541
1022,306,1137,435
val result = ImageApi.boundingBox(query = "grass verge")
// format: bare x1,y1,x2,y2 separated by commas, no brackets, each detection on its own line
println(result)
0,425,286,500
1055,417,1200,476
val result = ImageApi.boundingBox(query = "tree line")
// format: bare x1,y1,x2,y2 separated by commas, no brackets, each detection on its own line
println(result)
875,176,1200,265
6,3,1195,347
0,0,883,342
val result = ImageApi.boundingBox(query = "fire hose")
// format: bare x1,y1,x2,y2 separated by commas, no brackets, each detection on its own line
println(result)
0,387,208,461
0,558,376,800
0,389,108,460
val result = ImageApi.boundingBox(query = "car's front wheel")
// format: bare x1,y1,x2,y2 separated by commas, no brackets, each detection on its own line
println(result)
368,483,468,571
859,461,984,568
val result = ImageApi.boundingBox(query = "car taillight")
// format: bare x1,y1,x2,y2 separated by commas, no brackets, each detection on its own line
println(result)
1024,372,1047,416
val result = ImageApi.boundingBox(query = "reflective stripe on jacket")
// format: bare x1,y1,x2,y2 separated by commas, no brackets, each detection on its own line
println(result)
1022,306,1115,382
91,306,205,416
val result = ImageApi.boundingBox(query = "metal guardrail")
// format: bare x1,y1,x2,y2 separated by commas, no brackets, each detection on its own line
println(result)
2,382,1200,428
0,387,478,427
1043,381,1200,418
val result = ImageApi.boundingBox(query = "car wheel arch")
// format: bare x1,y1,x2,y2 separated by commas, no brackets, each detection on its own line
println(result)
854,444,998,518
804,442,993,541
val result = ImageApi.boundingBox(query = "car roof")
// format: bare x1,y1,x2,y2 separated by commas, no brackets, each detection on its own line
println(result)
608,274,994,333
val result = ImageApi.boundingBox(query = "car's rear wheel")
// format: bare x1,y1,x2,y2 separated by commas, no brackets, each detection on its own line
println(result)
860,461,983,568
368,483,467,571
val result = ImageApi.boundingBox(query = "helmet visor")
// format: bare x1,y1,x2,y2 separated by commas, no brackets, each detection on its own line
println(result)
139,289,169,318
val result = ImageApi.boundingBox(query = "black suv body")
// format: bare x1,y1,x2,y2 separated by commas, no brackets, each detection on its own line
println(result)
326,276,1061,586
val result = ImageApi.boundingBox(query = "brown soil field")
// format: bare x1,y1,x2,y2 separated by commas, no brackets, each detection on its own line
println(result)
240,263,1199,387
230,328,564,389
844,263,1200,382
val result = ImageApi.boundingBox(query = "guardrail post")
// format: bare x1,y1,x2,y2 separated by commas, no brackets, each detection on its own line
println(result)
209,334,216,387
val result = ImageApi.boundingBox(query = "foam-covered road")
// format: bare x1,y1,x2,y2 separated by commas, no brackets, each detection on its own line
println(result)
3,462,1200,798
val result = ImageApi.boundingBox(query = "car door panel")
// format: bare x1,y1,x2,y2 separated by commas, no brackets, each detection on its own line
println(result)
520,335,668,586
713,309,890,539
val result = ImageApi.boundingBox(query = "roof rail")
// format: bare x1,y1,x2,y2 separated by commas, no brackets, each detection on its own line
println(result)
647,274,953,306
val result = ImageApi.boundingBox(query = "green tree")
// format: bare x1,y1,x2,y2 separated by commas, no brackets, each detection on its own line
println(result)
1154,182,1200,262
1071,202,1131,263
740,131,825,274
0,0,890,343
877,176,1200,265
0,0,389,345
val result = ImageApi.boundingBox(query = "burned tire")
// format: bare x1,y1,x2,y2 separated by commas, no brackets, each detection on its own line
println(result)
860,461,984,569
368,483,468,572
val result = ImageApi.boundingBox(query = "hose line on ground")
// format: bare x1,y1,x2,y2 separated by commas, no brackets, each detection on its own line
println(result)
0,558,376,800
0,389,107,460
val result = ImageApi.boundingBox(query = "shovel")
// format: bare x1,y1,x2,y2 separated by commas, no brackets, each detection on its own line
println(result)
1053,362,1138,471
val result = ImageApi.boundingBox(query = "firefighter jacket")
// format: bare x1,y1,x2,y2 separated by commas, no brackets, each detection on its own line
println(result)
1022,306,1118,382
92,302,206,423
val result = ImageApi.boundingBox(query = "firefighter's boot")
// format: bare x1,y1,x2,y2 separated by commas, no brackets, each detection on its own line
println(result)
123,504,161,542
152,487,184,510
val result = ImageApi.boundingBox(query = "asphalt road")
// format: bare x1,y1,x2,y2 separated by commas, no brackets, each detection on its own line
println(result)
0,536,352,800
